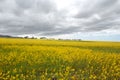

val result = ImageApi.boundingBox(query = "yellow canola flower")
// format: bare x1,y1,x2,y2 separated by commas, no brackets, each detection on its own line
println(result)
0,38,120,80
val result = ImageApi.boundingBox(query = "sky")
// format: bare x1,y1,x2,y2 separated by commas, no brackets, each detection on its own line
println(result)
0,0,120,41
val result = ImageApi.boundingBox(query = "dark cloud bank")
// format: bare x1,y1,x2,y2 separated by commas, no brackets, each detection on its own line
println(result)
0,0,120,36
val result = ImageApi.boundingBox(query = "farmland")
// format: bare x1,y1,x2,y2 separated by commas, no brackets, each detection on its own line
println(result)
0,38,120,80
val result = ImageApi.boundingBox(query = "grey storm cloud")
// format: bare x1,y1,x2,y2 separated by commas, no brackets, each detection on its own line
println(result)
75,0,119,18
0,0,120,36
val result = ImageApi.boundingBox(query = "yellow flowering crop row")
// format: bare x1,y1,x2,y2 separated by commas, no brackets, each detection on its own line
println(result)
0,38,120,80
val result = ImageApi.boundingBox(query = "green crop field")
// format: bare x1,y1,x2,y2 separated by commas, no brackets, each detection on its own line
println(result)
0,38,120,80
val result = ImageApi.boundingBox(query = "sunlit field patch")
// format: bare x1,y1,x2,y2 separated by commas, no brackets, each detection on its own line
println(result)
0,38,120,80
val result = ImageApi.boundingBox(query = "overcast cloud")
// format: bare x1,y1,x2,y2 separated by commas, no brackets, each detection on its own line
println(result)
0,0,120,39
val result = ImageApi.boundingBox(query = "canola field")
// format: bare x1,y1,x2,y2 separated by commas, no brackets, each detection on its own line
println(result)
0,38,120,80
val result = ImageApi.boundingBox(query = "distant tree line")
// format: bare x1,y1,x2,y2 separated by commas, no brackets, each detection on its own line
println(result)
0,34,82,41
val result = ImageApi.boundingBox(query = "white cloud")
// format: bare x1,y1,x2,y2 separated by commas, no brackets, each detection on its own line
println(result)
0,0,120,41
